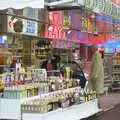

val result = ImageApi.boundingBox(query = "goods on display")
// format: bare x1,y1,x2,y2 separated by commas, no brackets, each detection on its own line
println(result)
21,87,96,114
112,53,120,82
0,66,97,118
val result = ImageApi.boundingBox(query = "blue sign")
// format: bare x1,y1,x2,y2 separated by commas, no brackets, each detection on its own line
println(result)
26,20,36,33
23,19,37,36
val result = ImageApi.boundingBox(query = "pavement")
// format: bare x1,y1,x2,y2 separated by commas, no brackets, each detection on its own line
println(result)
99,92,120,111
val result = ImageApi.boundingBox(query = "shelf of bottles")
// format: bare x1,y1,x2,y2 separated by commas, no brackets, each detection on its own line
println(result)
0,68,97,117
112,53,120,82
35,40,51,60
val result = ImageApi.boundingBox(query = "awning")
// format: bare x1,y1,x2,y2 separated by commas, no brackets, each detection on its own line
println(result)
0,0,44,9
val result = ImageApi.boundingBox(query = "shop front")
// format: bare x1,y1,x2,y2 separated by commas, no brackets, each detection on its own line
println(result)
0,13,38,68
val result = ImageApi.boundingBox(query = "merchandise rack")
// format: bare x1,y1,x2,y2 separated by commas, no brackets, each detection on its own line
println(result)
112,56,120,83
22,99,100,120
0,97,101,120
0,69,101,120
0,88,101,120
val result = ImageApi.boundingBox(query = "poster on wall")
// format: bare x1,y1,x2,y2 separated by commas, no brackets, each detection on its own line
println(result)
45,11,66,40
63,10,71,29
0,0,44,9
7,15,38,36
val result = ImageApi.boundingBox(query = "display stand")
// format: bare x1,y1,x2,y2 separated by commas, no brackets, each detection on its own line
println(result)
22,99,101,120
0,98,21,120
0,98,101,120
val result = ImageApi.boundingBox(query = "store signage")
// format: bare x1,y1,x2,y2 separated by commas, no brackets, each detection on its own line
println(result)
45,11,66,40
47,25,66,40
0,0,44,9
7,15,38,36
81,16,88,32
105,1,112,15
81,16,96,33
84,0,94,9
84,0,120,18
77,0,84,5
111,4,117,16
63,11,71,29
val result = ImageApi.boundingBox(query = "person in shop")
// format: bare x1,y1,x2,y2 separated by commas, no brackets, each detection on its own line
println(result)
41,57,53,71
41,55,61,71
88,45,104,95
51,54,61,70
10,57,17,72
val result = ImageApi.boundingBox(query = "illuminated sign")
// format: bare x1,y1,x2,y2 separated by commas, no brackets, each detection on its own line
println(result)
7,15,38,36
45,11,66,40
47,25,66,40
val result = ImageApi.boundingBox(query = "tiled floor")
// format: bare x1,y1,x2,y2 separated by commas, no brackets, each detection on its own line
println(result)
99,93,120,111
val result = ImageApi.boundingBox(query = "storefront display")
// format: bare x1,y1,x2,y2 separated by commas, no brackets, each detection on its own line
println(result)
0,65,99,120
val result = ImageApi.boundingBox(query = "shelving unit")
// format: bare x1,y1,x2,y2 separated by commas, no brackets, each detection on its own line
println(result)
0,68,100,120
111,53,120,91
112,54,120,83
104,53,113,86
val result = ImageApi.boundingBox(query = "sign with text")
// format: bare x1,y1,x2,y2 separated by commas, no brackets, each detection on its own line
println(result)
7,15,38,36
0,0,44,9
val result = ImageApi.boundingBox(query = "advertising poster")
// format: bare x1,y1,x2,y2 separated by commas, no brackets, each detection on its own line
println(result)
7,15,38,36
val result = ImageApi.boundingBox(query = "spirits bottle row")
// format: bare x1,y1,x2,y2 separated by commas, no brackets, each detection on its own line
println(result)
21,88,96,113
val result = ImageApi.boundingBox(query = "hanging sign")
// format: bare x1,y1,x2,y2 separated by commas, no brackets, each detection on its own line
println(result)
0,0,44,9
77,0,84,5
84,0,94,9
87,18,92,33
111,4,117,17
98,0,105,13
81,16,88,32
93,0,105,13
7,15,38,36
63,11,71,29
104,1,112,15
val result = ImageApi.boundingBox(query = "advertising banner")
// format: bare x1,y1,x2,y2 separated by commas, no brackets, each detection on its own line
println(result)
7,15,38,36
84,0,95,9
0,0,44,9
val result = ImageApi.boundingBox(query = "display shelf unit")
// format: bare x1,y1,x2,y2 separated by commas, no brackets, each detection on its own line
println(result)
0,98,100,120
22,99,101,120
104,53,113,86
112,55,120,83
0,68,100,120
0,86,100,120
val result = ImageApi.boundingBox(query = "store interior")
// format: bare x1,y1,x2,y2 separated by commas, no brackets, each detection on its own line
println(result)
0,6,120,120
